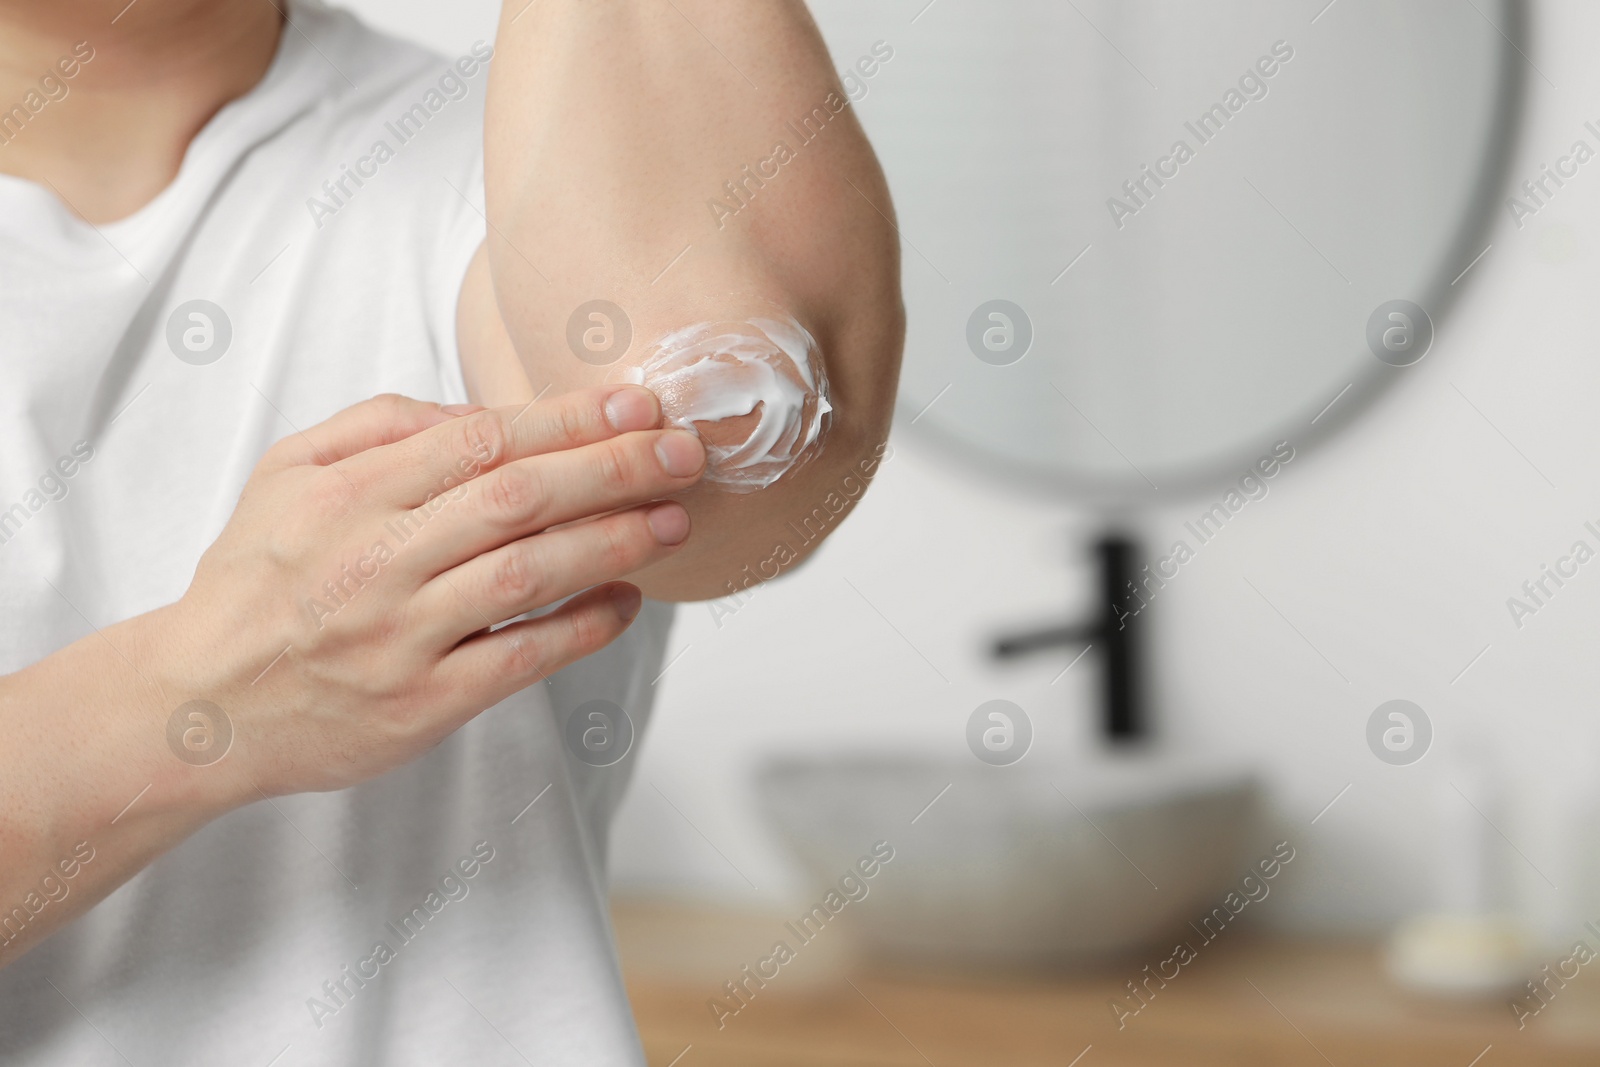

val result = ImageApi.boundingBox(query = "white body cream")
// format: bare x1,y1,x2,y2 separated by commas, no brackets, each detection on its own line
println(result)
623,316,832,492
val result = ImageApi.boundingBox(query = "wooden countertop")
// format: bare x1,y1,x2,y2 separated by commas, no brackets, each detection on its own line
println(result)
613,898,1600,1067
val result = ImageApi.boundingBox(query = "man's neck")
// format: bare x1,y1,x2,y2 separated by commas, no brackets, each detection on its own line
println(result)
0,0,283,224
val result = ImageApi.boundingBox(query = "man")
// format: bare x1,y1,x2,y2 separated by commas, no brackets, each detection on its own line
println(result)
0,0,901,1062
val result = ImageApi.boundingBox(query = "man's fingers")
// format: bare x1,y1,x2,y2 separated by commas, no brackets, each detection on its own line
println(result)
263,394,471,470
391,425,704,578
411,502,690,648
339,385,663,505
436,581,645,702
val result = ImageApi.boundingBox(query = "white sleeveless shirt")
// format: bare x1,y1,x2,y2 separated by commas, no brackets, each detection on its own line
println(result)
0,4,670,1063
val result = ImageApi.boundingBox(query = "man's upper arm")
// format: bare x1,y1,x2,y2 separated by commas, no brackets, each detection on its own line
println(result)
457,0,904,601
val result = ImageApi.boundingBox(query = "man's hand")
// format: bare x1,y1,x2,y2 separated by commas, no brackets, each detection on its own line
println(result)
153,386,703,799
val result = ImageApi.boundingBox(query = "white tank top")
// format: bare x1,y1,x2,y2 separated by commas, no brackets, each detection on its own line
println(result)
0,4,671,1063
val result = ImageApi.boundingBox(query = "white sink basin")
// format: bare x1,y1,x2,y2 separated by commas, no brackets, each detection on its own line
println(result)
756,754,1262,968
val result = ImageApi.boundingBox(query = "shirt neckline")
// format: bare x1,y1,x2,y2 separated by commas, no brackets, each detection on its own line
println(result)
0,0,334,263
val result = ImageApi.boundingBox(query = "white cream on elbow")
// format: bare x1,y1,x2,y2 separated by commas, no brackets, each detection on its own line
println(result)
621,315,832,492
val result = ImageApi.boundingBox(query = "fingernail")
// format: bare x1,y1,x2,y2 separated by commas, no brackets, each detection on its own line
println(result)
442,403,483,416
654,430,705,478
604,387,659,434
646,502,691,546
611,584,643,622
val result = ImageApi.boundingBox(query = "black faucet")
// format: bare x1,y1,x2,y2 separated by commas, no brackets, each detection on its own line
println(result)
992,534,1146,743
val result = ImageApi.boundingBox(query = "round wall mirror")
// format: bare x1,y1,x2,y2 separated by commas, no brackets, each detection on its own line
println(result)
815,0,1524,498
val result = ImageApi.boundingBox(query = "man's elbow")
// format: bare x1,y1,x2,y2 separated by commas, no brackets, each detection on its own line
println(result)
630,322,900,605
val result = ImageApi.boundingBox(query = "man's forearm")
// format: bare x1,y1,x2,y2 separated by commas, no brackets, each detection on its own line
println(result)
0,609,243,967
475,0,904,600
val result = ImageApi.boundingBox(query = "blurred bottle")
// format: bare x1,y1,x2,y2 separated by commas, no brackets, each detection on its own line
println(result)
1386,750,1532,996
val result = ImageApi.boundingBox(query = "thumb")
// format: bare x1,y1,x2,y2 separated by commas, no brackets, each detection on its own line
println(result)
264,394,484,469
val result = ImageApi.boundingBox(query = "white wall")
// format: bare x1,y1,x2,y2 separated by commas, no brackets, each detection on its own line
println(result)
333,0,1600,938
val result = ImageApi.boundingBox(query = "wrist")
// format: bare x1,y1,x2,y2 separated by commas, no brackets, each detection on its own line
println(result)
0,606,250,870
114,603,261,819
